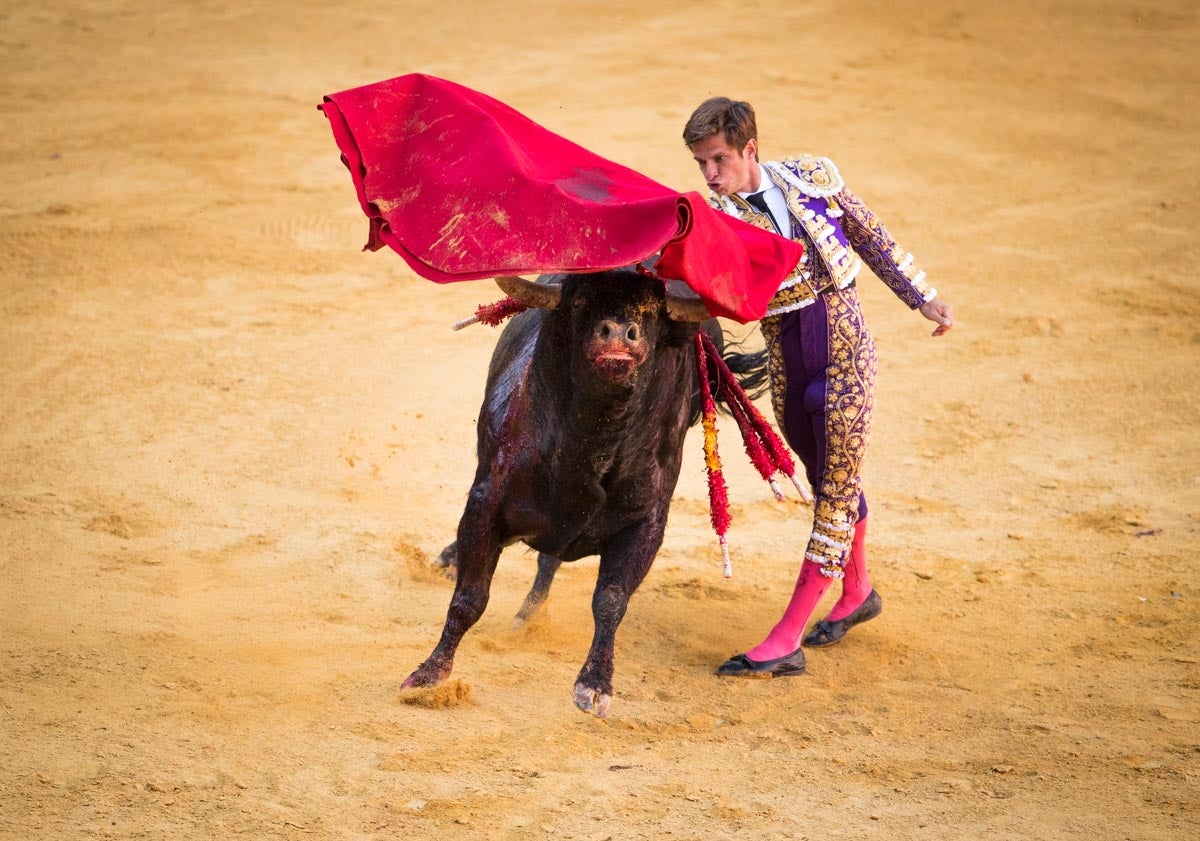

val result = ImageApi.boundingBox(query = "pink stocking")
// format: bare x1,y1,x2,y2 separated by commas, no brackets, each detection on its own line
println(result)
745,560,832,661
825,517,872,622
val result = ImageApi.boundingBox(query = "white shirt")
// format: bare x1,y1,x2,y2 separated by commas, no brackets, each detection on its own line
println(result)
736,164,792,239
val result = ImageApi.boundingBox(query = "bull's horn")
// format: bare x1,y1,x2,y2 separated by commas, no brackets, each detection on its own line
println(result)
664,287,712,322
495,275,562,310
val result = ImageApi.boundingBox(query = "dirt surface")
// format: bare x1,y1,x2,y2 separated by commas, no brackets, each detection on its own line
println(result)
2,2,1197,838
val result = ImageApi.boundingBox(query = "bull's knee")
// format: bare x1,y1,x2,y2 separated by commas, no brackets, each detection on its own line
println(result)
591,582,630,625
448,586,490,627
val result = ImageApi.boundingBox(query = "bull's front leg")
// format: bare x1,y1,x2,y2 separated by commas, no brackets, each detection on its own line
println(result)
573,511,666,717
402,482,503,689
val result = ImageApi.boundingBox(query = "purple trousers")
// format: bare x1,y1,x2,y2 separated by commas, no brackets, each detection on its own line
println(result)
762,284,878,576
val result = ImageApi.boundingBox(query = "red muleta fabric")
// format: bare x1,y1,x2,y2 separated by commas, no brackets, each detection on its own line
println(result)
318,74,803,323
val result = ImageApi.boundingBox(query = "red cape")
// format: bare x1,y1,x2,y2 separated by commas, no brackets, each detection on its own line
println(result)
318,74,802,322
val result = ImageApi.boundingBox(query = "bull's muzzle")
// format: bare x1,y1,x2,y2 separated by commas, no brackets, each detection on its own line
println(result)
587,319,648,382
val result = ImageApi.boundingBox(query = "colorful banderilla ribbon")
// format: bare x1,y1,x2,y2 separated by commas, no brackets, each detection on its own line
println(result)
695,331,813,577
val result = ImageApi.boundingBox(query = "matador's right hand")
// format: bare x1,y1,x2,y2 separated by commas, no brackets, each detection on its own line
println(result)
919,298,954,337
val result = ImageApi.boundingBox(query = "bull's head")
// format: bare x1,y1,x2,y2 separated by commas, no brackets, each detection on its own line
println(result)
497,271,711,389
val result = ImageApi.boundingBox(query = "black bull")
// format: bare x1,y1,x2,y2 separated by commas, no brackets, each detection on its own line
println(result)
401,268,766,716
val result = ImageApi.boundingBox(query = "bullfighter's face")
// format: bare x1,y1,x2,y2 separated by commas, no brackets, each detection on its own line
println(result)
689,134,759,197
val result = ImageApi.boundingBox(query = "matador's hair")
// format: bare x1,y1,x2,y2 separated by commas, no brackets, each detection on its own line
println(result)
682,97,757,154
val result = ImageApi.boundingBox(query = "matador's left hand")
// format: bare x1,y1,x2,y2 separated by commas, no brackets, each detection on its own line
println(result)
919,298,954,337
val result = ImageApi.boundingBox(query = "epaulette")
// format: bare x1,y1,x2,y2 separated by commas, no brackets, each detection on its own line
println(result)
775,155,845,198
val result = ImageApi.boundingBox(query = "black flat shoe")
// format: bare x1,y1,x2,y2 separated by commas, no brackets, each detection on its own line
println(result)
803,589,883,648
716,647,806,678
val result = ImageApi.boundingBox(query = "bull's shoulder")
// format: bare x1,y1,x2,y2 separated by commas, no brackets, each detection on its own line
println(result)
486,308,544,387
472,310,546,465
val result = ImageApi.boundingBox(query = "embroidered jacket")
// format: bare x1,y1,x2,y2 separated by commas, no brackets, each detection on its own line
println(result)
711,155,937,318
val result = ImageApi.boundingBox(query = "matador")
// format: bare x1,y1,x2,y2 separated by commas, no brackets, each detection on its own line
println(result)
683,97,954,677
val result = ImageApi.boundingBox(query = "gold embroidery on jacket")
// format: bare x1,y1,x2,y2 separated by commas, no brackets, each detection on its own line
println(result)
767,169,862,292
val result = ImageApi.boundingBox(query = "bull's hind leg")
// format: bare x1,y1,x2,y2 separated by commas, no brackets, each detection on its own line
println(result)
573,512,665,717
402,485,503,689
433,540,458,580
513,552,563,628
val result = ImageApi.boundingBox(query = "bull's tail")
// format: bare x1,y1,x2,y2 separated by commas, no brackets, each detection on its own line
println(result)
720,347,769,402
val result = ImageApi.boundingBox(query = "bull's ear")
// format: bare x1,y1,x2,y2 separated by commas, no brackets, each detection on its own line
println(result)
496,275,563,310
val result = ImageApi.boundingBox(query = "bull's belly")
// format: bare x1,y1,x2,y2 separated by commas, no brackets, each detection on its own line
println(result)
523,536,600,563
516,505,663,562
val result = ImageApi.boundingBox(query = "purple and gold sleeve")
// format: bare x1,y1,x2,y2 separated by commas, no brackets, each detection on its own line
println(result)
837,187,937,310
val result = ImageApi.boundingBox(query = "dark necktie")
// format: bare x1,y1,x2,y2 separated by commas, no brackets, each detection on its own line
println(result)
744,191,781,235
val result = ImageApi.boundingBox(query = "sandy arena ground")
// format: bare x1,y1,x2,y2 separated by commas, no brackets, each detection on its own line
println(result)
1,1,1197,838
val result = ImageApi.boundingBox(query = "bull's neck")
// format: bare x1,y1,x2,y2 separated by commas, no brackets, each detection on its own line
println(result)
530,353,657,478
551,374,646,439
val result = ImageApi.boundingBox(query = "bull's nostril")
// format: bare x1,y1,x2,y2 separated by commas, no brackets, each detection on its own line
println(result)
627,325,640,341
600,324,611,340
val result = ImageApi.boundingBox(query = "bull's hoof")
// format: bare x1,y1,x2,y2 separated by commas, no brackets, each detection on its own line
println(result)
433,544,458,581
401,661,449,690
573,682,613,718
512,597,547,630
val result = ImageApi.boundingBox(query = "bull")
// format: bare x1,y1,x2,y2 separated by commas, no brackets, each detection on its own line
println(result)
401,267,765,716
